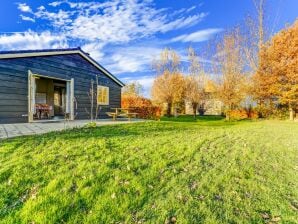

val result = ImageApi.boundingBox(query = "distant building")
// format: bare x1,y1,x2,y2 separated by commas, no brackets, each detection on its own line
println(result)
185,98,223,116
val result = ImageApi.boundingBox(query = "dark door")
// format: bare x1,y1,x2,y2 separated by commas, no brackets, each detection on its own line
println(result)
54,86,66,116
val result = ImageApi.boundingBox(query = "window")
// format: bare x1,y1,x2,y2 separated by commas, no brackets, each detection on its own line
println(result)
97,85,109,105
36,93,47,104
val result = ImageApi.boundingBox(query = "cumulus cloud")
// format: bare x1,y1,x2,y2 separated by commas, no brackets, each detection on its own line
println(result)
103,46,162,74
28,0,208,44
12,1,210,46
171,28,223,43
34,8,73,27
20,15,35,22
81,42,105,61
7,0,217,78
0,31,68,51
17,3,32,13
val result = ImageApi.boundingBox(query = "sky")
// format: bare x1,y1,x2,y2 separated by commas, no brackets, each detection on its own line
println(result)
0,0,297,96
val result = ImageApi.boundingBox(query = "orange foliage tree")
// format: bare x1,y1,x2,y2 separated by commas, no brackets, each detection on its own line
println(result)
151,48,185,116
254,20,298,120
214,28,248,119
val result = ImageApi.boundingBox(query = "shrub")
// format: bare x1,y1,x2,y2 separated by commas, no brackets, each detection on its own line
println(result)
227,109,248,120
255,105,288,120
121,95,161,120
255,105,272,118
130,106,162,120
248,110,259,119
246,107,259,119
84,122,97,128
269,107,289,120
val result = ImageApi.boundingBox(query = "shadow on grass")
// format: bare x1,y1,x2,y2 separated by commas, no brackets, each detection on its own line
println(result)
0,122,178,144
159,115,254,127
160,115,225,122
0,116,254,145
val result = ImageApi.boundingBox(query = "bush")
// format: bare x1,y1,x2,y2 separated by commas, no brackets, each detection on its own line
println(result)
227,109,248,120
255,105,272,118
129,106,162,120
255,105,288,120
121,95,161,120
246,107,259,119
269,107,289,120
84,122,97,128
248,110,259,119
226,108,259,120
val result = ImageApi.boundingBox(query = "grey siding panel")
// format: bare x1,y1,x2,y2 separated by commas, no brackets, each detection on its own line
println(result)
0,54,122,123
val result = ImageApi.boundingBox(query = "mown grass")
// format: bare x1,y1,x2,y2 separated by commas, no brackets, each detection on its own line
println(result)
0,116,297,223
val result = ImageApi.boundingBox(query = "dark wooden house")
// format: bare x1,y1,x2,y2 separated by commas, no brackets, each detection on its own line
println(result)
0,48,124,123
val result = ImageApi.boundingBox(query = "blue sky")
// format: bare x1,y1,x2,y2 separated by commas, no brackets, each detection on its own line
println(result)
0,0,297,96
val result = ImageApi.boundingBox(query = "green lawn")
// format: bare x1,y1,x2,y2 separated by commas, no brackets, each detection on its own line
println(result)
0,116,297,223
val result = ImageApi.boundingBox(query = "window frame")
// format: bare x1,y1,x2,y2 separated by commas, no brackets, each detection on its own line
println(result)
97,85,109,105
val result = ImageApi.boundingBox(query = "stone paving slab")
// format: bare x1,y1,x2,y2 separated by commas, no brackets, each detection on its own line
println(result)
0,119,145,139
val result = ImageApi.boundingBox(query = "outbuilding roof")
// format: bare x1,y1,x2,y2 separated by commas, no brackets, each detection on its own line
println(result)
0,47,125,87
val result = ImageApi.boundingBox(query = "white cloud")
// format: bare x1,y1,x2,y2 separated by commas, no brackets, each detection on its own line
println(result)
171,28,223,43
34,8,73,27
104,46,162,74
81,42,105,61
8,0,220,81
48,1,64,7
0,31,68,51
37,6,46,10
28,0,208,45
159,13,208,33
17,3,32,13
20,15,35,22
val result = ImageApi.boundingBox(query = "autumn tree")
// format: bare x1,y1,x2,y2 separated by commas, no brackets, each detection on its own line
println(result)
185,47,207,118
121,81,143,108
241,0,272,104
151,48,185,116
122,81,143,97
256,20,298,120
214,28,248,119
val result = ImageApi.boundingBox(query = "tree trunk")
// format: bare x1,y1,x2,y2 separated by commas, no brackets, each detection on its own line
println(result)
289,105,294,121
166,102,172,117
90,80,94,121
174,106,178,117
226,112,230,121
226,105,231,121
192,103,198,119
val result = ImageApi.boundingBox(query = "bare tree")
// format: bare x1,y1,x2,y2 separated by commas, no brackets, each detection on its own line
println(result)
95,75,101,120
214,28,248,120
185,47,207,118
85,79,95,121
85,75,101,121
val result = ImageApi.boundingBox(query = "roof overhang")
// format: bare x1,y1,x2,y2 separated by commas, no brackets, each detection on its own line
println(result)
0,48,125,87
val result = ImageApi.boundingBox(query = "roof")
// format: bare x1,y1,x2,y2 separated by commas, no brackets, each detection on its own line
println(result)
0,47,125,87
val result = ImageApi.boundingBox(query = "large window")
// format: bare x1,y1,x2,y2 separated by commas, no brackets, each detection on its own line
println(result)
97,85,109,105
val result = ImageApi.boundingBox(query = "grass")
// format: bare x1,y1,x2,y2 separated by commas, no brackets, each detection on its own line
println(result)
0,116,297,223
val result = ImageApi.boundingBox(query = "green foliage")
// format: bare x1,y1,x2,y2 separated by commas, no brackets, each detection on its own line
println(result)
0,119,297,223
83,122,97,128
255,105,289,120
